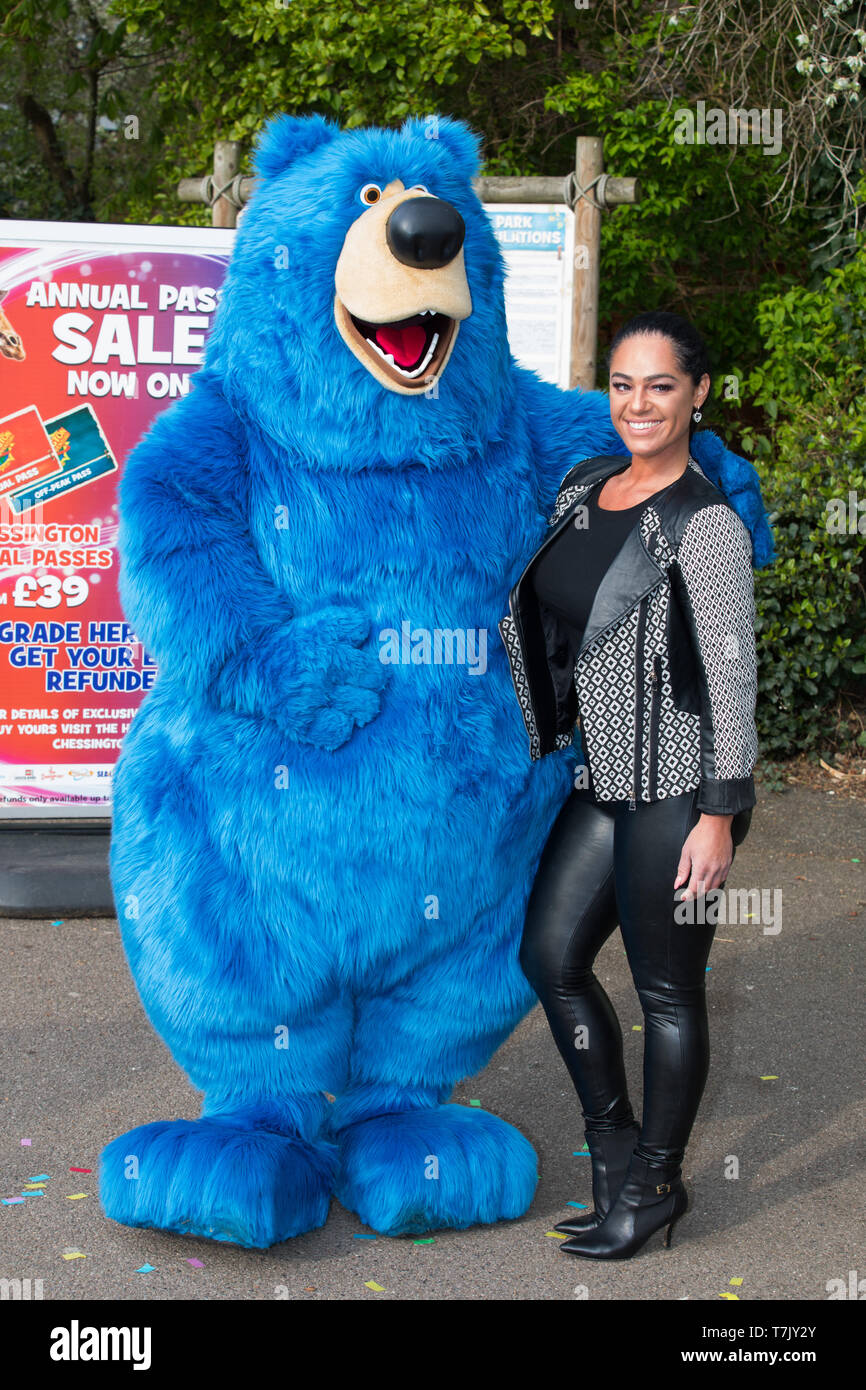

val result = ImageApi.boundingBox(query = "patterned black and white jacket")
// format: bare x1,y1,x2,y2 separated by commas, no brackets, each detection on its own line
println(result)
498,453,759,817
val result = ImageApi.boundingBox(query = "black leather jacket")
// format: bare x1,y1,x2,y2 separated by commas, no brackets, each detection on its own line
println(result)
498,454,759,819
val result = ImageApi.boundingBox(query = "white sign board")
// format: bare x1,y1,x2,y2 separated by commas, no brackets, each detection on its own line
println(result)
485,204,575,388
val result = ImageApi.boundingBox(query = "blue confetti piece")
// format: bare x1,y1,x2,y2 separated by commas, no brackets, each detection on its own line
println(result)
28,1174,51,1182
566,1201,589,1209
572,1151,591,1157
352,1233,376,1240
135,1264,156,1273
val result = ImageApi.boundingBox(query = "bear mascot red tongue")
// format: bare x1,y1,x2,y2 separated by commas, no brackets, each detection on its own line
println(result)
99,112,773,1248
376,322,426,366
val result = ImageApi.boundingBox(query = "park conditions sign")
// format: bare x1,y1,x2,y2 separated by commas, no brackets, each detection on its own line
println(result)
0,206,572,819
0,220,234,818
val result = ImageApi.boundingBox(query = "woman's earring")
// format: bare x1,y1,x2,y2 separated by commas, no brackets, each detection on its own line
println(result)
692,408,702,422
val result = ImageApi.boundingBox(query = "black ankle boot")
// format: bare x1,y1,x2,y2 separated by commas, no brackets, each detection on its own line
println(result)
559,1150,688,1259
554,1121,640,1234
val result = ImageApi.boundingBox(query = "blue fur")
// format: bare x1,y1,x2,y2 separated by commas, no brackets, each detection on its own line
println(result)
101,115,774,1249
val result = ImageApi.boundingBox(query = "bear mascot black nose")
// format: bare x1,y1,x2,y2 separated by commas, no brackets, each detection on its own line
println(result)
386,197,466,269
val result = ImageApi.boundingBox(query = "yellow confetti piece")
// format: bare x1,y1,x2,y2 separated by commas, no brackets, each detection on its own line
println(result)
23,1183,45,1190
631,1025,642,1031
364,1280,385,1292
66,1193,88,1200
760,1075,779,1080
545,1231,567,1239
730,1276,743,1286
719,1292,740,1300
62,1252,86,1261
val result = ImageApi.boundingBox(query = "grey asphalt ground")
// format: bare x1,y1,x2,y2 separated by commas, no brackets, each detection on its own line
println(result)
0,785,862,1302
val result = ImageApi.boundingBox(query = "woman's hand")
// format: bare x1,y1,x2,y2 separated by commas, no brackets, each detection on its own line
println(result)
674,813,734,901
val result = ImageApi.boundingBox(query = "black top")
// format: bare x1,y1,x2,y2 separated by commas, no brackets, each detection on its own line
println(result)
533,466,666,654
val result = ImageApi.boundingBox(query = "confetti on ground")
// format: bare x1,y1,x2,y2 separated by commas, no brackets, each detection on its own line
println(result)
852,858,860,863
573,1150,590,1157
566,1201,588,1209
69,1168,92,1174
66,1193,88,1200
28,1174,50,1183
468,1099,481,1107
413,1238,435,1245
187,1259,204,1268
51,920,64,926
632,1025,642,1031
706,966,712,972
730,1277,743,1286
20,1138,31,1146
545,1231,567,1239
760,1075,779,1080
364,1280,385,1291
62,1250,86,1261
23,1190,44,1197
23,1183,45,1191
2,1197,25,1205
720,1292,740,1300
136,1264,156,1274
353,1233,376,1240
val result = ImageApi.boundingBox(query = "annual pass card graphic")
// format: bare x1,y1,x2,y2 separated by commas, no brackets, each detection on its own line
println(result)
0,404,63,501
8,403,118,513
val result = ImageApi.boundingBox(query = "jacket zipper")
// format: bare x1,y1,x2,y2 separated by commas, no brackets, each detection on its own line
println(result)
630,596,648,809
648,654,661,802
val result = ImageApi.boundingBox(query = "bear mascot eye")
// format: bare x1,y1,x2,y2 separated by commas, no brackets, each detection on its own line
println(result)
359,183,382,205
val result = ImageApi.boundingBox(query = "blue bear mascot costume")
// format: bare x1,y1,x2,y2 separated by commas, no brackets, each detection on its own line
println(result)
101,114,773,1247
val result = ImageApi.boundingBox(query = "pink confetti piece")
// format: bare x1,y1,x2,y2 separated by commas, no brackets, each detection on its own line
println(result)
20,1138,32,1146
186,1258,204,1268
69,1168,93,1174
2,1197,25,1205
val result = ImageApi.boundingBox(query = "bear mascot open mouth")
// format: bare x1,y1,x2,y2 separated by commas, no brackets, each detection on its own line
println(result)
334,182,472,392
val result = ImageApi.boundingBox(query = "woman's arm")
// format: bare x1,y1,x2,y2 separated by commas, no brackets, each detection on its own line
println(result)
671,503,759,815
670,503,759,898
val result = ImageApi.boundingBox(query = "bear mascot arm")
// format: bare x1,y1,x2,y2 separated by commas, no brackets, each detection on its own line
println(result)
116,381,387,750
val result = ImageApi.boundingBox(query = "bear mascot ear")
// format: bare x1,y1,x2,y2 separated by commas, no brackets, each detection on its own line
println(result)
400,114,483,182
253,112,339,179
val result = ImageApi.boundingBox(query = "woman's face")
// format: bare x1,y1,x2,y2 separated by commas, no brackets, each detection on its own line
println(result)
608,333,709,461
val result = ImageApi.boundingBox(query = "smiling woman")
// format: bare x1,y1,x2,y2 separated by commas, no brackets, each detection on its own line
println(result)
505,309,764,1262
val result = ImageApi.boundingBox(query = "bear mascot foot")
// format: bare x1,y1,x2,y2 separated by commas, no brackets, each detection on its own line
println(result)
100,1116,338,1248
334,1103,538,1236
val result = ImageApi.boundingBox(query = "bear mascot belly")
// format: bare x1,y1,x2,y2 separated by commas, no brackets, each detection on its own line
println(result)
100,113,772,1247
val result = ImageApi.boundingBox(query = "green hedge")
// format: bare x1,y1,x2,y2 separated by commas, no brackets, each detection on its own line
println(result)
741,224,866,760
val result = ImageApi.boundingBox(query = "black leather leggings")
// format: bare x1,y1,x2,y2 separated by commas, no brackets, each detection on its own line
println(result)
520,784,739,1167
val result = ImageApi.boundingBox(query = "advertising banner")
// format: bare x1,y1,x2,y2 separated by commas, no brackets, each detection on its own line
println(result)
0,221,234,817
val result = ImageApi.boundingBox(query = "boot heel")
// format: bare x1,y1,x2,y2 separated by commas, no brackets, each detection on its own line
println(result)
663,1217,679,1249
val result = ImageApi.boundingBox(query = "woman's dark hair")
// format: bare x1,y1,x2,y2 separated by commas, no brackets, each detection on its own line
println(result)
605,310,712,439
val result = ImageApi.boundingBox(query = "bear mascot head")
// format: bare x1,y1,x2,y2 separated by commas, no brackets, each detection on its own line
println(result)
100,113,773,1249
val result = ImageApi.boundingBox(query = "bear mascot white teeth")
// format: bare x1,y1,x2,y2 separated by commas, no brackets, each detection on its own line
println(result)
99,112,773,1247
